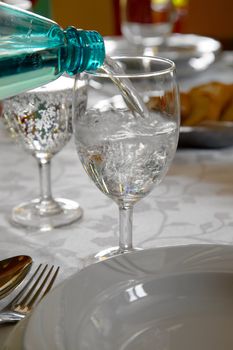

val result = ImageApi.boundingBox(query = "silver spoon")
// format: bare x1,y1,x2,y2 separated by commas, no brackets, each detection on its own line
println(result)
0,255,32,299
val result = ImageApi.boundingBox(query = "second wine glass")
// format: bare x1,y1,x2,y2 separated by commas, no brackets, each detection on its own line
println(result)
3,75,83,231
73,56,180,259
120,0,176,47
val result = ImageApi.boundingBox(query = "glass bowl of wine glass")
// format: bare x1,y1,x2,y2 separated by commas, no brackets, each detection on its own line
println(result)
3,75,83,231
73,56,180,259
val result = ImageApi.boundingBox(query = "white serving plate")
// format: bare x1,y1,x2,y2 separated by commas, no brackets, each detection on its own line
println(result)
104,34,221,78
4,244,233,350
179,122,233,149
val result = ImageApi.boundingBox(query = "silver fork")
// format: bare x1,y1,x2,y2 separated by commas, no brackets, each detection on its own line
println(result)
0,263,60,324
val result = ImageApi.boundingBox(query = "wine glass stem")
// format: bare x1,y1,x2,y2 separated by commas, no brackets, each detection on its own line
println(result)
119,205,133,252
38,158,53,201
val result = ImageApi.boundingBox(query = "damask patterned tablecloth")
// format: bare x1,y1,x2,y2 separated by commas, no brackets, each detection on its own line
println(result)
2,130,233,276
0,51,233,345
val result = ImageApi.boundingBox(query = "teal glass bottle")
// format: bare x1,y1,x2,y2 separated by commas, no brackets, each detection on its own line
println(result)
0,2,105,99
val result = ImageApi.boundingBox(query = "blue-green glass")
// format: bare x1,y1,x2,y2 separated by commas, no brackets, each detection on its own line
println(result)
0,3,105,100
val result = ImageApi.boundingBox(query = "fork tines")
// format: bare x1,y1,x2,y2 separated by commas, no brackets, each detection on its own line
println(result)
10,264,60,310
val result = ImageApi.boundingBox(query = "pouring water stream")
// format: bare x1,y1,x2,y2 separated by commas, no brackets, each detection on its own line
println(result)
100,56,149,118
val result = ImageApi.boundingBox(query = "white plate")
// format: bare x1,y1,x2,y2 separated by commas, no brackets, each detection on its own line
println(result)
104,34,221,78
4,244,233,350
179,122,233,149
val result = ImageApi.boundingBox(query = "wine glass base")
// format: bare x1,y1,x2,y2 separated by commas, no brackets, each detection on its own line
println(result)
11,198,83,231
95,246,143,261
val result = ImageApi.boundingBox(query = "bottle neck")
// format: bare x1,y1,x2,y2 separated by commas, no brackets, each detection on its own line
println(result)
64,27,105,74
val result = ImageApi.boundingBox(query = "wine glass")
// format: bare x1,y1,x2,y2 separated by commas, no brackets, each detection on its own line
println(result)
120,0,176,48
73,56,180,258
3,75,83,231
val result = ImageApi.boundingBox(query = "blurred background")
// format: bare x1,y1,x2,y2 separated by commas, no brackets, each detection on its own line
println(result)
3,0,233,49
51,0,232,50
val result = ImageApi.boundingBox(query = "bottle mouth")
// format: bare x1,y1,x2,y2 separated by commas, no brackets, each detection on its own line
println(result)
65,27,106,74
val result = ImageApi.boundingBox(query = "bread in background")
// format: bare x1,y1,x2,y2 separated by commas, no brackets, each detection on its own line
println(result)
147,82,233,126
181,82,233,126
221,100,233,121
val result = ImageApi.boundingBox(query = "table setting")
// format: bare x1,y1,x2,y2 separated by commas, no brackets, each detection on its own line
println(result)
0,1,233,347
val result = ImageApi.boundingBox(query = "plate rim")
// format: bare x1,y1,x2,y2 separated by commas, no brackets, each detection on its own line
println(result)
5,243,233,350
104,33,222,56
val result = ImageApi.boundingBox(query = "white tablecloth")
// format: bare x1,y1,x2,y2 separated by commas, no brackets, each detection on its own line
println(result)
0,51,233,346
